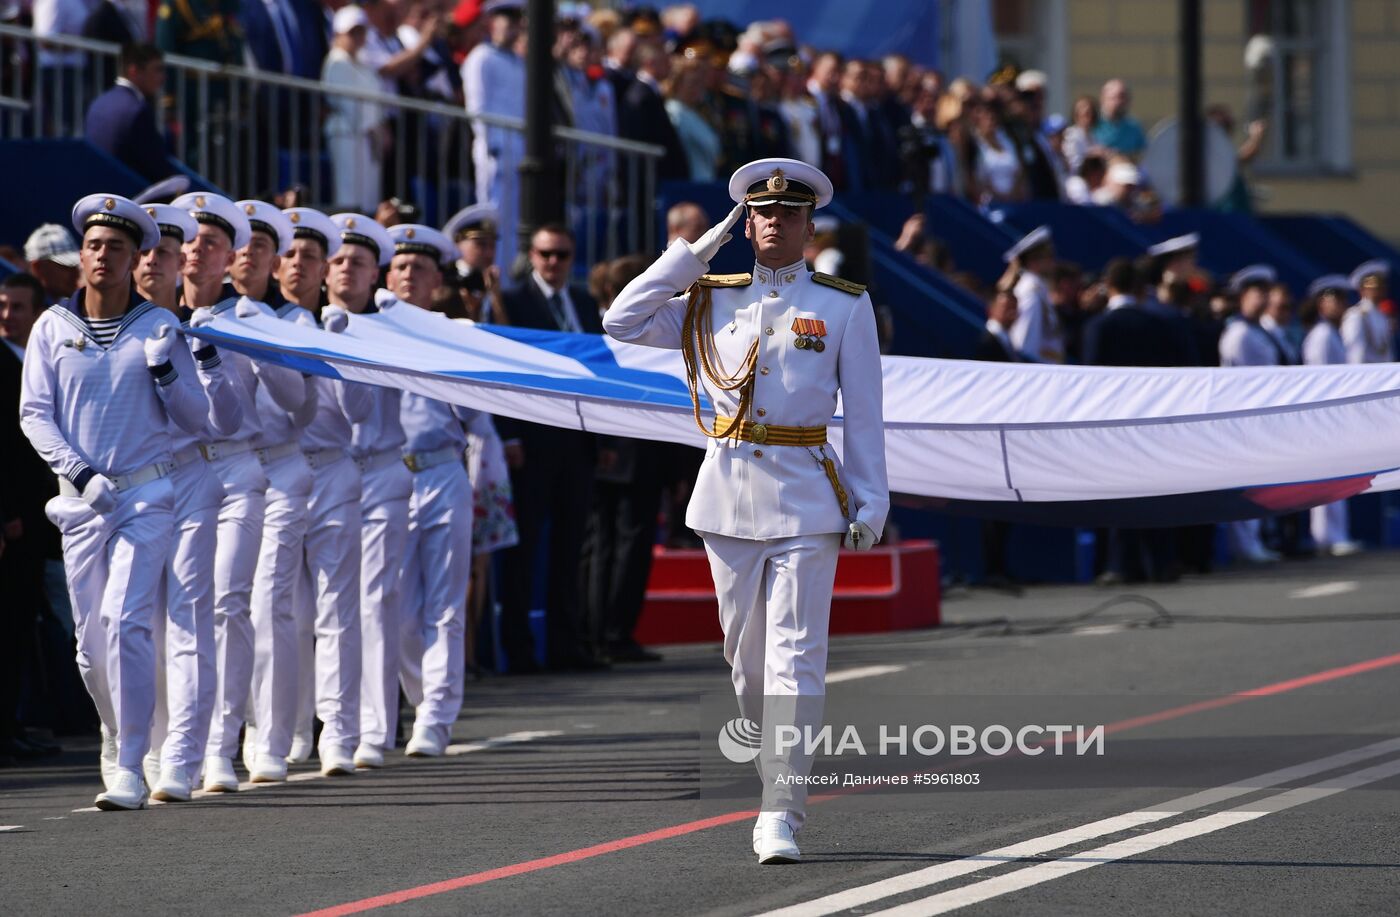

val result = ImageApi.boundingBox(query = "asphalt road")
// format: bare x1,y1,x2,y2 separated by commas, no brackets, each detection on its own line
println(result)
3,550,1399,917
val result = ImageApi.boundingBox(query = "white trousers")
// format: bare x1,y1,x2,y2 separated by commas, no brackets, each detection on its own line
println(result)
472,133,522,271
150,462,223,770
1311,500,1350,549
358,460,412,749
248,452,312,759
297,454,363,756
400,460,473,728
328,132,380,214
702,531,841,830
49,478,174,770
205,452,270,760
1227,519,1266,560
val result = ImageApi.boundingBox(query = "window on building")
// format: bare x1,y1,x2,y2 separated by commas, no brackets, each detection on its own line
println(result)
1245,0,1350,172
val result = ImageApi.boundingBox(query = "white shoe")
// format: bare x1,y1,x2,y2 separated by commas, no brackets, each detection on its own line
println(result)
353,744,384,769
203,756,240,792
143,751,161,790
320,746,356,777
249,754,288,783
1329,540,1363,557
406,723,449,758
99,726,118,789
242,725,258,774
151,765,193,802
287,734,314,764
756,819,801,864
1243,547,1280,564
95,768,149,811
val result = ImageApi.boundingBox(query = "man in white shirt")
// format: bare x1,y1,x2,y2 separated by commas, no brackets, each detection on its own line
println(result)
1340,260,1393,364
1005,226,1062,362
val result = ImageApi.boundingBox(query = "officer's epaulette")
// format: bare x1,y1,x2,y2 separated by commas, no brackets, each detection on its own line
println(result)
698,273,752,288
812,273,867,295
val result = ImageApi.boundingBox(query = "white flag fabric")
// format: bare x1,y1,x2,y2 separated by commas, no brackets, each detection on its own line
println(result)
191,306,1400,526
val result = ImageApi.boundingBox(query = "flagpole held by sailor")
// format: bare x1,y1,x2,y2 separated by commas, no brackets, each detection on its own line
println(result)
603,157,889,864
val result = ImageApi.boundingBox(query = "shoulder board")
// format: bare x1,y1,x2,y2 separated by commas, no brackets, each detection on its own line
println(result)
812,273,867,295
698,273,752,288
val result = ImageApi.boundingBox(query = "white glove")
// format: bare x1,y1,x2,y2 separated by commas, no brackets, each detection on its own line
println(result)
80,474,118,515
843,521,878,552
187,306,216,348
321,305,349,334
234,296,262,319
374,288,399,311
144,323,176,367
687,201,746,266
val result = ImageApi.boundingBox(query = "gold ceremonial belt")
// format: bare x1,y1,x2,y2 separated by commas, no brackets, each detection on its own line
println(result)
715,416,827,447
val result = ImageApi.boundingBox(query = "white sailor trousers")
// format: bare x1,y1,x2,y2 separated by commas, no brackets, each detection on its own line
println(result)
248,451,312,759
49,477,174,770
399,459,473,728
358,459,413,749
300,455,363,755
205,452,270,759
702,531,841,831
151,462,223,770
1311,500,1349,549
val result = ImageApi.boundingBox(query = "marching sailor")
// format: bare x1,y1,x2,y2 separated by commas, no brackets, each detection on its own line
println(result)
20,194,210,810
1303,274,1361,556
603,158,888,863
383,223,477,757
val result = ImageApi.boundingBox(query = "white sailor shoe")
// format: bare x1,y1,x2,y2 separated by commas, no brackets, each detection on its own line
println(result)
151,765,194,802
95,768,149,811
320,746,357,777
287,733,314,764
249,754,288,783
406,723,450,758
142,751,161,790
203,755,241,792
353,744,385,769
756,818,801,864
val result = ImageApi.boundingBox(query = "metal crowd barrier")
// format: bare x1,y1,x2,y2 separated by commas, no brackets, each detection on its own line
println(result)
0,24,662,261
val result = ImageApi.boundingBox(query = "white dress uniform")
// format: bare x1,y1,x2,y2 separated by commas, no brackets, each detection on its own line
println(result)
1219,306,1280,562
1340,299,1393,364
1005,227,1063,363
1304,273,1358,552
20,195,209,809
462,37,525,269
604,160,888,854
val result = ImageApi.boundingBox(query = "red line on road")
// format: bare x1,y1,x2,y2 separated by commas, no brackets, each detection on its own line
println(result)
296,649,1400,917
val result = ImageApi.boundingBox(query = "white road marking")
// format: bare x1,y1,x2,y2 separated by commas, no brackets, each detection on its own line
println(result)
870,755,1400,916
0,825,22,831
827,664,908,684
1288,580,1358,599
757,736,1400,917
1073,624,1128,636
71,731,561,813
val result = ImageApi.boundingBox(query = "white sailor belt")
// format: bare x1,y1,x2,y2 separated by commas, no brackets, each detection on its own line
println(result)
402,445,463,473
354,448,402,474
256,441,303,466
303,447,346,470
57,460,173,497
199,440,255,462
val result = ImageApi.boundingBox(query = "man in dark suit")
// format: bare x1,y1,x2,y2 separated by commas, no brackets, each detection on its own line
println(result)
83,43,174,182
973,287,1019,585
496,224,609,672
616,39,688,181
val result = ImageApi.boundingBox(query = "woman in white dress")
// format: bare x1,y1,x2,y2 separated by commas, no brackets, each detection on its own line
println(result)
965,92,1026,206
322,6,385,213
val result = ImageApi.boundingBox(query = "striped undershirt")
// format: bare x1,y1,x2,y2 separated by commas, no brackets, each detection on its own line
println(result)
84,315,123,347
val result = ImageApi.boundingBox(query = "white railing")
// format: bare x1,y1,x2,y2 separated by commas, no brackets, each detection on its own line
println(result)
0,24,662,262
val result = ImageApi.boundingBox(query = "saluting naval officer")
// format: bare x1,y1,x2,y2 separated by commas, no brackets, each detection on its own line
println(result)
382,223,478,757
20,194,211,810
135,203,244,802
604,158,889,863
442,203,505,323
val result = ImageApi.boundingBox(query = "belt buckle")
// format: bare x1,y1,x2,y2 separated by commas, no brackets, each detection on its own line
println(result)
199,443,215,461
750,423,768,445
403,454,421,473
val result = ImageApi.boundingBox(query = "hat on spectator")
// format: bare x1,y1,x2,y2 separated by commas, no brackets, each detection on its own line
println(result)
1015,69,1047,93
1107,161,1141,185
237,200,293,255
482,0,523,17
729,157,833,209
1147,232,1199,259
443,203,499,242
388,224,456,266
71,194,160,251
330,212,394,267
452,0,482,28
1307,274,1353,299
133,174,191,205
1228,264,1277,294
1003,225,1052,264
332,4,369,35
283,207,342,258
173,191,253,250
1349,259,1390,292
23,223,81,267
143,203,198,244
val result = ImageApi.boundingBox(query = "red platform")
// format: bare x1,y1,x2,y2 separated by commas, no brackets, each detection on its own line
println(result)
634,540,941,645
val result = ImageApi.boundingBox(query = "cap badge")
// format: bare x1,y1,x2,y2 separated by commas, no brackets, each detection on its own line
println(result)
195,196,206,208
104,198,116,210
766,169,788,193
289,212,300,223
244,204,256,215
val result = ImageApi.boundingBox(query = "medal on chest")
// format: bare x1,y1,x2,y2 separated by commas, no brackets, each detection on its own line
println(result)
791,317,827,352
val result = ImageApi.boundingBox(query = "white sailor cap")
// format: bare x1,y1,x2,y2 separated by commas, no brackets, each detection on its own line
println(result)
142,203,198,244
482,0,523,15
331,4,368,35
237,200,293,255
330,212,394,267
1002,225,1052,263
811,215,839,235
1349,259,1390,291
1228,264,1277,293
71,193,160,251
1307,274,1353,299
172,191,252,250
728,157,834,210
133,174,191,205
388,224,456,266
282,207,342,258
1147,232,1199,259
442,203,500,242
